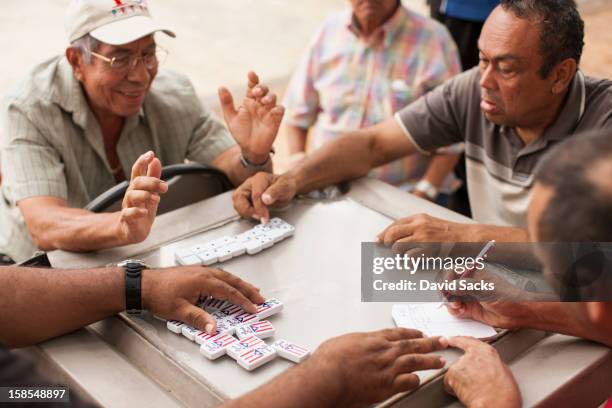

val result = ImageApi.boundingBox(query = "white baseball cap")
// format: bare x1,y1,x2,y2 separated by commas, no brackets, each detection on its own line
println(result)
65,0,176,45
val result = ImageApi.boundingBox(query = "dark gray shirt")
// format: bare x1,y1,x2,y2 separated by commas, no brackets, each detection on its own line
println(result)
396,67,612,227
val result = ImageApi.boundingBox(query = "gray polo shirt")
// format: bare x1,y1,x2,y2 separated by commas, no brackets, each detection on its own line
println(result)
396,67,612,228
0,56,235,262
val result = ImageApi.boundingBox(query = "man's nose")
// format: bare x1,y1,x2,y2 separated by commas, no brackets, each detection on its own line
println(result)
479,65,497,91
126,57,151,85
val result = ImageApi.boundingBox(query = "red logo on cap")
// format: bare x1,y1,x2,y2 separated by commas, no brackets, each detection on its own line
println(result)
111,0,147,16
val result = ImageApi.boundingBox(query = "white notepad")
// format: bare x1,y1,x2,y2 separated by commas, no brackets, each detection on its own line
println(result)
392,303,498,340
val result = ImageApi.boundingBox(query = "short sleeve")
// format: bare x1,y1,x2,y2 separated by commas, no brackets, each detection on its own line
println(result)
282,26,325,129
395,68,479,152
1,101,68,203
185,102,236,165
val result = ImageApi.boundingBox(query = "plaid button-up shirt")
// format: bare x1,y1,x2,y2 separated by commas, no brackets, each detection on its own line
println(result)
283,5,462,189
0,56,235,262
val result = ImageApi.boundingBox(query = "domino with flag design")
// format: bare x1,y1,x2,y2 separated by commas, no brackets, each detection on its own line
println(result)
201,297,229,312
236,344,277,371
225,310,260,326
218,304,243,317
181,325,202,341
215,317,239,335
200,333,238,360
273,339,311,363
227,335,264,360
195,329,222,345
255,298,284,319
166,320,185,334
236,320,275,340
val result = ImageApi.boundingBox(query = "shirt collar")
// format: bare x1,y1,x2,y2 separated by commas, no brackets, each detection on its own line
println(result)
500,70,586,146
542,70,586,141
346,2,406,48
52,57,145,130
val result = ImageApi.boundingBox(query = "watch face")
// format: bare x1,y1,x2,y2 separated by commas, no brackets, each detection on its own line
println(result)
117,259,148,268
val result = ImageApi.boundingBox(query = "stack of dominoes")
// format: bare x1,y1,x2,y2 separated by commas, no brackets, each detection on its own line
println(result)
166,298,310,371
174,218,295,267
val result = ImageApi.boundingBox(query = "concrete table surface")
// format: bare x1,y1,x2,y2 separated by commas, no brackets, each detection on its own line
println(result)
46,178,612,407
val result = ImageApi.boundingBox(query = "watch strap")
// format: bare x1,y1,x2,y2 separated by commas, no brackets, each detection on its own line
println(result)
123,262,143,314
240,149,275,171
414,180,439,200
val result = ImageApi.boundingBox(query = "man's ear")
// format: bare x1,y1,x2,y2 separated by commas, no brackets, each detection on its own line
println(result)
65,47,85,82
550,58,577,95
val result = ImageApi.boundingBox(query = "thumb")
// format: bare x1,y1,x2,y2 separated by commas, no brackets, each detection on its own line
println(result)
218,87,237,124
179,303,217,335
261,179,293,206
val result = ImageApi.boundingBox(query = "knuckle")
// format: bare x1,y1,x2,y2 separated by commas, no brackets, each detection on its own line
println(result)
185,310,205,327
482,343,498,356
403,354,417,367
218,269,232,280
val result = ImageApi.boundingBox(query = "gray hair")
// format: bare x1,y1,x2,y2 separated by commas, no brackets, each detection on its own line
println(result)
70,34,101,64
500,0,584,78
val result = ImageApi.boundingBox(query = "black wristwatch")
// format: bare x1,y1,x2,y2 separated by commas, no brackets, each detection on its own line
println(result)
117,259,149,315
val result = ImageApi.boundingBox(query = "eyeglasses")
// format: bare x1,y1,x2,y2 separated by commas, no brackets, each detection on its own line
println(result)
89,46,168,74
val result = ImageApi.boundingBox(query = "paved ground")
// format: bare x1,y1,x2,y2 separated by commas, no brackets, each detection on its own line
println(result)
1,0,610,170
0,0,428,104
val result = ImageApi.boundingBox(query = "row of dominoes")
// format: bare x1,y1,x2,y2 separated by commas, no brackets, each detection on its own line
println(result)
166,298,310,370
174,218,295,266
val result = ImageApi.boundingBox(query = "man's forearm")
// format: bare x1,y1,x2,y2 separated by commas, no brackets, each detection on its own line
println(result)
520,302,612,347
285,124,308,155
287,131,377,194
286,118,417,194
470,224,530,243
0,266,124,348
28,206,127,252
221,359,339,408
214,146,273,186
423,153,461,188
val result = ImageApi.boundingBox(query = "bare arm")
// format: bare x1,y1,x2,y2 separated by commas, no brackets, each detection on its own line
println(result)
18,152,168,253
222,329,447,408
0,265,124,347
518,302,612,347
289,116,418,194
422,153,461,189
412,153,461,200
0,265,264,348
232,117,421,222
215,71,283,186
449,300,612,348
285,124,308,155
19,197,127,252
222,361,338,408
378,214,530,248
212,145,273,187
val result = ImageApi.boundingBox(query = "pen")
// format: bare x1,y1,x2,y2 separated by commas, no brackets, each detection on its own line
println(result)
438,240,496,308
461,240,496,279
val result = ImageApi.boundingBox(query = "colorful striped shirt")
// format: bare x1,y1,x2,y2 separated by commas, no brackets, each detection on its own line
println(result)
283,5,462,190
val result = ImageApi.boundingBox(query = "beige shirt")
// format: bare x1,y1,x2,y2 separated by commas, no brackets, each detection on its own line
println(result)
0,56,235,262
